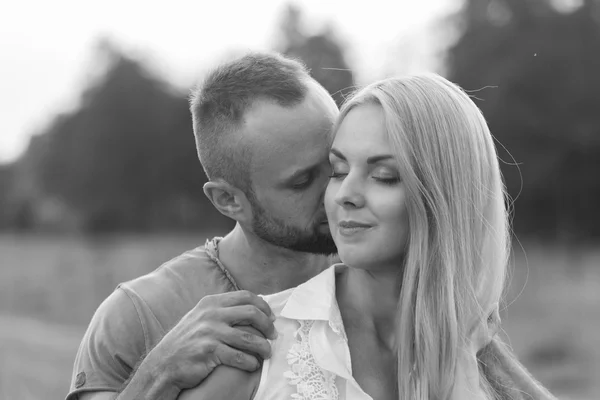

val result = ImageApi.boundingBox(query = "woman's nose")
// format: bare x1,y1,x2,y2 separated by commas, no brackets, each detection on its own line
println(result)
334,176,365,208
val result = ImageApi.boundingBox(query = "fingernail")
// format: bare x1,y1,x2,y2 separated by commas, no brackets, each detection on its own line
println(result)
270,313,277,321
270,329,279,340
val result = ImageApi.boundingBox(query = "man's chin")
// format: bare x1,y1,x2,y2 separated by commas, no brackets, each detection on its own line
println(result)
317,221,331,234
252,216,336,255
301,234,337,256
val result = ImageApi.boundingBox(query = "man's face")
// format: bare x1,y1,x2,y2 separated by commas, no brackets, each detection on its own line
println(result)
242,81,339,254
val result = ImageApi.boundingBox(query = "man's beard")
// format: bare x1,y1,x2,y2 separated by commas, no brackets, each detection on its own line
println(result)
250,201,337,255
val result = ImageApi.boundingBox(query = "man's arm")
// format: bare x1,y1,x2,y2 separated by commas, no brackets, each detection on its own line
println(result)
177,326,263,400
68,290,276,400
484,338,557,400
452,305,502,399
76,349,181,400
77,366,259,400
76,355,179,400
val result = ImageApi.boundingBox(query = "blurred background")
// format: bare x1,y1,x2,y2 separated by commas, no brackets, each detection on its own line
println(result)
1,0,599,399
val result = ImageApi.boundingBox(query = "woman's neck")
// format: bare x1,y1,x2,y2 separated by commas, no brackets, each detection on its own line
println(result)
336,264,403,349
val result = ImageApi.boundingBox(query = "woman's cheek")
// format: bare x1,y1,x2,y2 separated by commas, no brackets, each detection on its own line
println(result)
324,182,338,217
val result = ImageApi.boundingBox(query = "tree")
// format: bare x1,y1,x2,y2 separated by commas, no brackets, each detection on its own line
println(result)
276,4,355,106
0,164,16,229
446,0,600,240
27,39,231,233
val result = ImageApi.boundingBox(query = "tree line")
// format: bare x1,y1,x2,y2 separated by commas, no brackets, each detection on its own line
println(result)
1,1,598,242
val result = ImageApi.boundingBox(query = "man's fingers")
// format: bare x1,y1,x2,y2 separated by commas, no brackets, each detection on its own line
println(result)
214,343,261,372
204,290,274,319
221,305,277,340
223,291,274,320
224,326,272,360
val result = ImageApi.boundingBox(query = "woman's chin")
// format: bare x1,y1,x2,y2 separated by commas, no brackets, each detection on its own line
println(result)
337,248,369,269
338,246,405,273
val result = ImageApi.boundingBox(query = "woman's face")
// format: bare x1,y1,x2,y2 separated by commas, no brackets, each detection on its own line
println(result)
325,103,409,270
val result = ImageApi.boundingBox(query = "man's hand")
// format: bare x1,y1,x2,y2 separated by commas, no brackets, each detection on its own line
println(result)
453,305,500,399
144,290,277,392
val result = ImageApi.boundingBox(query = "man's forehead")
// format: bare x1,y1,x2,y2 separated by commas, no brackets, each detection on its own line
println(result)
242,81,337,140
252,142,329,182
243,100,325,137
243,101,333,156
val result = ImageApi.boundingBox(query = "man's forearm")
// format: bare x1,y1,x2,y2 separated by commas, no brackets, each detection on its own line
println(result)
116,352,181,400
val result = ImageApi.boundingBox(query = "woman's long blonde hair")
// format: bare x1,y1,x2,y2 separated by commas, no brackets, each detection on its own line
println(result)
337,74,554,400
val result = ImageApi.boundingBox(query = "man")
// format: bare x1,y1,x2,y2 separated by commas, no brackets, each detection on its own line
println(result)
67,52,339,400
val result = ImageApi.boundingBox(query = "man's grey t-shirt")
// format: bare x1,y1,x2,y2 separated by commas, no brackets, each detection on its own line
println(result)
66,238,237,400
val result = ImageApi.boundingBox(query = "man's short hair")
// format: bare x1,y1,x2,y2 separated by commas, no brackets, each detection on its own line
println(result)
189,52,311,192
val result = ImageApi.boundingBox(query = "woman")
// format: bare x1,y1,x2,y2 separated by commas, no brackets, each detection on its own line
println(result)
179,74,556,399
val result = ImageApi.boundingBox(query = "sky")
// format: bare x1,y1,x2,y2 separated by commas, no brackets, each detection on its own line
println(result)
0,0,458,164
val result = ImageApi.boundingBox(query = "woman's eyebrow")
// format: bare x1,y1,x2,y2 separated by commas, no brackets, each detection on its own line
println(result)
329,147,345,160
366,155,394,164
330,148,394,164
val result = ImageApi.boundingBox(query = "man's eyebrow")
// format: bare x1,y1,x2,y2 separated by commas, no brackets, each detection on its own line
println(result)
330,148,394,164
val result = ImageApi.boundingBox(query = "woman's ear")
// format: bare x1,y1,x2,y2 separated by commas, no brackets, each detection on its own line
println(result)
203,180,252,223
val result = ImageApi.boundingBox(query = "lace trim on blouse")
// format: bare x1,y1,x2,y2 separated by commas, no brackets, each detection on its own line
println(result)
284,320,340,399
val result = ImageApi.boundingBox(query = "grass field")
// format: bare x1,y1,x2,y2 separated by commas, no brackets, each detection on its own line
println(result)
0,233,598,399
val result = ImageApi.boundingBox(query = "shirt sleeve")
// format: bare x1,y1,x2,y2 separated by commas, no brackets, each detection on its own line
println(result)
66,287,148,400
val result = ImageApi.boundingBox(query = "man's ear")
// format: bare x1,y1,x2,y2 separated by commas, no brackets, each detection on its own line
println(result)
203,180,252,223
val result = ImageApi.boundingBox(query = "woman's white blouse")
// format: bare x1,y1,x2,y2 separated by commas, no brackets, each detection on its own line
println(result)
254,264,373,400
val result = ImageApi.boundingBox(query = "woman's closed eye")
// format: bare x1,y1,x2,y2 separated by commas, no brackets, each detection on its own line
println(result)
329,170,400,186
371,166,401,185
373,175,400,185
328,162,400,179
328,161,348,180
329,171,347,180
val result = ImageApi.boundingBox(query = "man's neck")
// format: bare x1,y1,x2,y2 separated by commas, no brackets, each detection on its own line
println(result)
216,224,332,295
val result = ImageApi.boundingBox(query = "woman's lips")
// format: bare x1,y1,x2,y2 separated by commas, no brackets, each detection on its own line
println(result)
337,220,373,236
